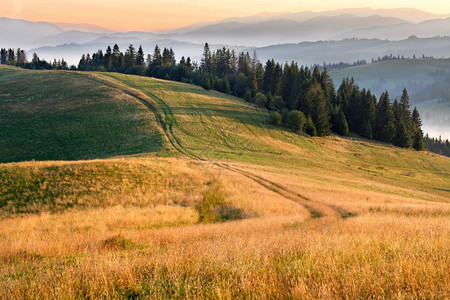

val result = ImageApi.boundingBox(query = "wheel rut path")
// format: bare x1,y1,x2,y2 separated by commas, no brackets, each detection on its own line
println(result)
92,73,350,222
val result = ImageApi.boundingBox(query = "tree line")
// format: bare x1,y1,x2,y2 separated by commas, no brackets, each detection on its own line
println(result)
0,48,69,70
0,43,427,151
424,135,450,157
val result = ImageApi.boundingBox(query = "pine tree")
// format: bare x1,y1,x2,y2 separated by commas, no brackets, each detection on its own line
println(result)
124,44,136,70
360,89,376,138
200,43,211,73
413,129,426,150
411,107,426,150
162,47,175,66
31,53,40,69
336,77,354,109
412,107,423,129
263,59,275,94
0,48,6,64
104,46,113,71
393,123,411,147
78,54,87,71
118,53,125,72
112,44,121,71
312,66,321,83
16,48,26,66
281,62,298,110
306,83,331,136
399,88,412,129
136,45,145,66
7,48,15,65
373,91,395,143
345,86,361,132
304,115,317,136
152,45,162,66
320,68,335,104
332,106,349,136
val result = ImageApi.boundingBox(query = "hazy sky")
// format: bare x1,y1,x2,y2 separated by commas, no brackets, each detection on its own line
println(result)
2,0,450,31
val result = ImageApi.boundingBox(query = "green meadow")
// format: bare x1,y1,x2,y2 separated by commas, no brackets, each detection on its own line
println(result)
0,66,449,298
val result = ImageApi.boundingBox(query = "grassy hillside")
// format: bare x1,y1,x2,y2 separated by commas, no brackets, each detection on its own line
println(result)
0,66,165,162
1,67,449,298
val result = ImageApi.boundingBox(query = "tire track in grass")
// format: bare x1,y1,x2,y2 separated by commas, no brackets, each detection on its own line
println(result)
215,163,343,220
89,72,353,221
85,73,202,160
99,73,205,161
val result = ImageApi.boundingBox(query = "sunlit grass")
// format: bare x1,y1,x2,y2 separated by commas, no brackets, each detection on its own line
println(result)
0,68,449,298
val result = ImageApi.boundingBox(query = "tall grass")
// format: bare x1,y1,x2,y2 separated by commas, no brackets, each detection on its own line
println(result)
0,69,448,298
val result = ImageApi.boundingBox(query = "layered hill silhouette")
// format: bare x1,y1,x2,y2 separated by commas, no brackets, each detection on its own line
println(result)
1,7,450,65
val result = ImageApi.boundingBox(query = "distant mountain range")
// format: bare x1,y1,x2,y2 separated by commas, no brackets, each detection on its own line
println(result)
0,7,449,65
0,17,64,48
167,15,413,46
255,36,450,66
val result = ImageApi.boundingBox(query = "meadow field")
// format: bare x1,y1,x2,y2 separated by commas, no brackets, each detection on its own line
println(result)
0,66,449,298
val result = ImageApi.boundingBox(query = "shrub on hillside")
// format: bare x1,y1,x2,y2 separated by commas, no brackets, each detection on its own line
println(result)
287,110,306,131
271,112,282,126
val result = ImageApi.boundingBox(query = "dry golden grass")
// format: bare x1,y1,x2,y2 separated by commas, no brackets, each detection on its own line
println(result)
1,71,449,298
1,156,449,299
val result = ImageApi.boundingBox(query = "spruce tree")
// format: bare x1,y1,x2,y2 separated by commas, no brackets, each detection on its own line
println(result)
305,115,317,136
393,123,411,147
320,68,335,104
412,107,423,129
78,54,87,71
336,77,355,109
373,91,395,143
152,45,162,66
360,89,376,138
124,44,136,70
105,46,113,71
345,86,361,132
0,48,6,64
307,83,331,136
200,43,211,73
413,129,426,150
399,88,412,130
332,106,349,136
136,45,145,66
112,44,121,71
411,107,426,150
7,48,15,65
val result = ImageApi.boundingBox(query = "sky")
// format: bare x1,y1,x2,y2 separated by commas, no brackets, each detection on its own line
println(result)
2,0,450,31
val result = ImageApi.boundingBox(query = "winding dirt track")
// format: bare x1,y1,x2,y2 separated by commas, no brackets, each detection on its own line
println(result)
90,73,348,222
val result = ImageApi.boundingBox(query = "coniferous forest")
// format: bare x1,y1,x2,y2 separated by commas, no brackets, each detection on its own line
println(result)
0,44,429,151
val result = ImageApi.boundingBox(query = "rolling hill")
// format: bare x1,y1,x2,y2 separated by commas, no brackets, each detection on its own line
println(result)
0,67,165,162
0,66,449,298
